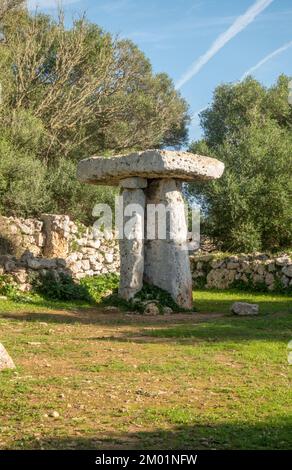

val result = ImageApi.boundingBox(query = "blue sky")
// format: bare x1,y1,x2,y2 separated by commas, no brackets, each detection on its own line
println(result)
28,0,292,141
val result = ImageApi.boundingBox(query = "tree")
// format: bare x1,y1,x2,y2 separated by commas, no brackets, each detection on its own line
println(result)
1,8,189,161
188,76,292,252
0,6,189,222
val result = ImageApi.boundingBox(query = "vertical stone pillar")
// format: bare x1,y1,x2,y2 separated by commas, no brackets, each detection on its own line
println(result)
118,178,147,300
144,179,193,309
41,214,70,258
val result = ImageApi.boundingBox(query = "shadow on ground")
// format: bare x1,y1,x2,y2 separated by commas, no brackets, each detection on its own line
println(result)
13,417,292,450
1,306,292,344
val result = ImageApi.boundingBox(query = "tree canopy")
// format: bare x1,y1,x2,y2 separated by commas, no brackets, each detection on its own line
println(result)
189,75,292,252
0,4,189,221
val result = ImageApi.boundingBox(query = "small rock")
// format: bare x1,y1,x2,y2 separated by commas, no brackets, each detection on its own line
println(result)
231,302,259,316
48,410,60,418
143,302,160,316
0,343,15,370
275,256,291,266
162,306,173,315
104,306,119,312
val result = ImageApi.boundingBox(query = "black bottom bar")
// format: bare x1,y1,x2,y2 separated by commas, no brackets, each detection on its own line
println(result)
0,450,290,467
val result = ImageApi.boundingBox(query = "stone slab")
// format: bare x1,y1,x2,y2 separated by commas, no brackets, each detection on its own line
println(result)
77,149,224,186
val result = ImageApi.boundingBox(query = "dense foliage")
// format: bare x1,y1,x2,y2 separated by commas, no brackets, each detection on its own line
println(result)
189,75,292,252
0,3,189,222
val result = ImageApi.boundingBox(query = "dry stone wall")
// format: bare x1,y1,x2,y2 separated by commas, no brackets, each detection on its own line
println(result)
0,214,119,291
191,253,292,292
1,213,291,294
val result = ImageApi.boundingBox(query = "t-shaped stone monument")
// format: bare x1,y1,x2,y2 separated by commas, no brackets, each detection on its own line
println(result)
77,150,224,309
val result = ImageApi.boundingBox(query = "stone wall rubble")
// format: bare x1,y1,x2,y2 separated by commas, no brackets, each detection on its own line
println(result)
0,214,119,291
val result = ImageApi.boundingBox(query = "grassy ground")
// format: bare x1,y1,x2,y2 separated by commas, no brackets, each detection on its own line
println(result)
0,289,291,450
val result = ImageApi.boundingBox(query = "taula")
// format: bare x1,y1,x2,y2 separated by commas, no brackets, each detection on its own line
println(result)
0,343,15,370
77,149,224,309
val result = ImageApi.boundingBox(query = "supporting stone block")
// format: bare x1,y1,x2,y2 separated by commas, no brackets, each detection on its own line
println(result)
144,179,193,309
118,187,145,300
120,177,148,189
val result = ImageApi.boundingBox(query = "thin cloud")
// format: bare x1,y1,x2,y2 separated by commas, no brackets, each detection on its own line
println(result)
175,0,274,90
241,40,292,80
191,106,208,123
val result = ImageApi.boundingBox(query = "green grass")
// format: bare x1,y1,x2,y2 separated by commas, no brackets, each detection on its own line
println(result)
194,289,292,315
0,288,291,450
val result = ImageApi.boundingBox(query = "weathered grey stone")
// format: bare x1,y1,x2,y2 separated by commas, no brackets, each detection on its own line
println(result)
120,177,148,189
281,275,290,287
11,268,27,284
265,272,275,286
77,149,224,186
86,239,101,249
104,253,114,264
0,343,15,370
27,258,57,270
231,302,259,316
282,265,292,278
206,268,235,289
144,302,160,316
81,259,90,271
162,306,173,315
226,261,240,270
211,259,224,269
276,256,291,266
144,179,193,309
41,214,70,258
118,187,145,300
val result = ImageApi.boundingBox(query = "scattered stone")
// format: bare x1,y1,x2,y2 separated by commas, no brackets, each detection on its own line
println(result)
104,306,119,312
162,306,173,315
48,410,60,418
231,302,259,316
143,302,160,316
0,343,15,370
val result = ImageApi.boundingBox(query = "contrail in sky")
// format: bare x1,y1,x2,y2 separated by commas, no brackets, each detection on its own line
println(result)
241,40,292,80
175,0,274,90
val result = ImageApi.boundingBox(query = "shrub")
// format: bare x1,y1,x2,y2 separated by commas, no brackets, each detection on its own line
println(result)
80,274,120,303
31,272,91,301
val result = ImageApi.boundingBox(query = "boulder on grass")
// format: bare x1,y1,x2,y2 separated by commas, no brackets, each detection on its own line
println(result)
143,302,160,316
0,343,15,370
231,302,259,316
